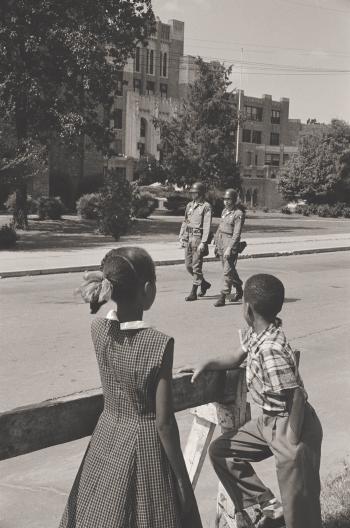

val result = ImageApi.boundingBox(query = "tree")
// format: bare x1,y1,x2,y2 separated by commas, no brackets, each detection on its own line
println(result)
133,155,167,186
0,0,154,227
155,58,240,190
279,119,350,204
98,170,133,241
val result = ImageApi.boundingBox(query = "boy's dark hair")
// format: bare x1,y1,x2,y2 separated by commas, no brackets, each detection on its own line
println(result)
244,274,284,320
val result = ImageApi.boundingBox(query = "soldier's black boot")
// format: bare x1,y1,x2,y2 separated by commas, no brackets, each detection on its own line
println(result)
214,293,226,307
231,286,243,302
198,279,211,297
185,285,198,301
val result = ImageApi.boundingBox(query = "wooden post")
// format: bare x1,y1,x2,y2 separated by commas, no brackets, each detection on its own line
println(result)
182,368,251,527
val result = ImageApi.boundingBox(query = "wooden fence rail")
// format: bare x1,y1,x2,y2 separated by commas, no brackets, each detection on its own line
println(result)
0,369,245,461
0,368,249,527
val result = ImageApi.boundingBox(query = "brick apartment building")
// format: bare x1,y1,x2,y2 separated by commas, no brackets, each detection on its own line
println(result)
236,91,302,209
32,16,303,210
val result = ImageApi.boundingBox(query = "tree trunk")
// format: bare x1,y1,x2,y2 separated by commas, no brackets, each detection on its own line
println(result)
14,87,29,229
13,181,29,230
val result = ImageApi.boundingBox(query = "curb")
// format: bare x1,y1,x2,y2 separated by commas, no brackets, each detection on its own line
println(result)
1,245,350,279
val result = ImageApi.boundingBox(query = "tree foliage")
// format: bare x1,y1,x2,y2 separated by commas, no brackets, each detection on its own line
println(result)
155,58,240,190
279,119,350,204
133,155,167,186
0,0,154,226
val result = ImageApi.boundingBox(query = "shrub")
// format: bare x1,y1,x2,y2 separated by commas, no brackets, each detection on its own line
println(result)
281,206,291,214
37,196,65,220
306,203,318,215
328,203,344,218
5,192,37,214
317,204,331,218
294,205,304,215
76,193,101,220
262,206,269,213
342,207,350,218
132,189,158,219
98,170,132,240
0,224,18,249
164,193,189,215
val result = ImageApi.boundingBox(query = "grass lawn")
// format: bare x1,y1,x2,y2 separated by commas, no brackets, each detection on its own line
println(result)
1,211,350,252
322,462,350,527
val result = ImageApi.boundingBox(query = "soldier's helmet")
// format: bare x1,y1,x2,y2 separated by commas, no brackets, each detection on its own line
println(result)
190,181,206,195
223,188,238,202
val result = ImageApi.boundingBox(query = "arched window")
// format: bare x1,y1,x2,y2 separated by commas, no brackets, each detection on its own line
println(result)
140,118,147,138
253,189,258,206
246,189,251,205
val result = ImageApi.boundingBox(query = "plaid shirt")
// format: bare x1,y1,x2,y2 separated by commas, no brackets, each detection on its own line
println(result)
242,318,307,414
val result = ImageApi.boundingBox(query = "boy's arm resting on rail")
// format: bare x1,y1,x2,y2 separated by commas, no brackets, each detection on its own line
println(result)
155,339,196,518
178,346,247,383
284,387,307,445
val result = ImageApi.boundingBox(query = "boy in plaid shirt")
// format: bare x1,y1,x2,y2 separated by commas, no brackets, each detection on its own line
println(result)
181,274,323,528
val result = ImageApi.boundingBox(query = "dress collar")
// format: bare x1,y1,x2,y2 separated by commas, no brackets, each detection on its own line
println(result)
105,310,151,330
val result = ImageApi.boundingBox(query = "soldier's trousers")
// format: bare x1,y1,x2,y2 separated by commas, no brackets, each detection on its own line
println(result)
185,236,205,286
220,253,242,294
209,403,323,528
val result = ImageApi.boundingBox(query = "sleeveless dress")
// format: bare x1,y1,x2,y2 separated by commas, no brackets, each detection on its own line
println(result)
59,316,182,528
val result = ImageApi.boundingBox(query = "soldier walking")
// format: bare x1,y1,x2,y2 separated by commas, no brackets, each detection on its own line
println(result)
179,182,212,302
214,189,245,307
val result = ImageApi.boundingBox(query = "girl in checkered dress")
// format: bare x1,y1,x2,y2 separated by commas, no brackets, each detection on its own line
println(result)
59,247,202,528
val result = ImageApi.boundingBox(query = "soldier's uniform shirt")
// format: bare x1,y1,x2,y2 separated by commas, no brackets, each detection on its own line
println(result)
216,207,245,254
180,200,212,243
179,200,212,286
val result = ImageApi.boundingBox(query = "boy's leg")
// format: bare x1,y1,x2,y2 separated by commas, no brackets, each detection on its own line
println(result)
270,404,323,528
209,417,275,512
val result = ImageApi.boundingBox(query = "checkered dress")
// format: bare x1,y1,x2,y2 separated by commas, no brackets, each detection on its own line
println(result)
59,318,182,528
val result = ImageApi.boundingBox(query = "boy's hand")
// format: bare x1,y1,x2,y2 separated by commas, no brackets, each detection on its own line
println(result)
177,363,208,383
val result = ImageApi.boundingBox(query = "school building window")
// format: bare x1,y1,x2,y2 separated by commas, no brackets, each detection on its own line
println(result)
283,154,290,164
271,109,280,124
252,130,262,144
140,118,147,138
133,78,142,94
146,49,154,75
246,151,253,165
242,129,251,143
160,83,168,98
111,139,123,156
138,142,145,156
265,153,280,166
110,109,122,130
244,105,263,121
135,47,141,72
146,81,155,95
270,132,280,146
114,72,123,96
162,52,168,77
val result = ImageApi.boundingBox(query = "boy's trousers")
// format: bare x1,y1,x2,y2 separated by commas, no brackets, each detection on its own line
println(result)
209,402,323,528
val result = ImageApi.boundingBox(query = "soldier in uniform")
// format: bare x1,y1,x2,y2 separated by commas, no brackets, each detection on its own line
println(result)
179,182,212,302
214,188,245,307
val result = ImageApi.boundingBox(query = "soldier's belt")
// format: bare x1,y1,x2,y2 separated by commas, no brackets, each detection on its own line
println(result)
219,229,233,235
187,227,203,235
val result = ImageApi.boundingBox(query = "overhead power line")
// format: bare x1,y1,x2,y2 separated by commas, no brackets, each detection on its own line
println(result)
273,0,350,14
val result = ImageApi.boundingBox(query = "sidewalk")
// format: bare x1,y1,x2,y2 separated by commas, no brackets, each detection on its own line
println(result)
1,232,350,277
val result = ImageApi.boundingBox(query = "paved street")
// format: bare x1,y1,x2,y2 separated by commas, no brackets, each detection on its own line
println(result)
1,252,350,527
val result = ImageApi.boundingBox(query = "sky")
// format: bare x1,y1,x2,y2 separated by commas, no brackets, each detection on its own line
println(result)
151,0,350,124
